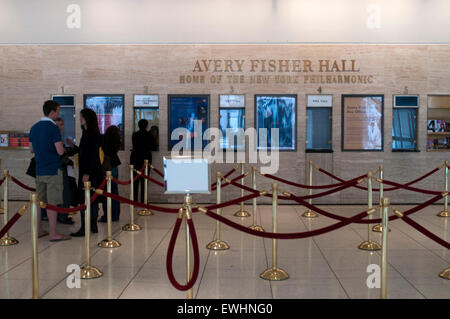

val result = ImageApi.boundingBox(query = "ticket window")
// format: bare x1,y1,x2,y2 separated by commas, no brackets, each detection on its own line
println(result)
52,95,76,145
306,107,332,151
133,94,159,151
392,95,418,151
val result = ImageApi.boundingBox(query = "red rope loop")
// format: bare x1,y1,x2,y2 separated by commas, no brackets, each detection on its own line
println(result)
0,206,27,239
151,166,165,178
0,177,4,187
318,166,441,192
139,173,165,188
211,167,237,190
111,164,146,185
203,208,369,239
10,176,36,192
399,215,450,249
166,217,200,291
261,173,367,190
378,178,441,195
100,191,179,213
42,178,107,214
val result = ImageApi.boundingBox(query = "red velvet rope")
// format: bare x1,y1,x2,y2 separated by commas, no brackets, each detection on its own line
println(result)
100,191,180,213
151,166,165,178
140,173,165,188
166,217,200,291
111,164,146,185
43,179,108,214
0,178,4,187
318,166,441,192
229,178,359,201
10,176,36,192
262,173,367,190
211,167,237,190
204,208,369,239
294,192,443,224
198,192,262,212
0,210,24,239
379,179,441,195
400,215,450,249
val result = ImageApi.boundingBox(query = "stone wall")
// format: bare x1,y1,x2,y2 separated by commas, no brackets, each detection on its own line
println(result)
1,44,449,205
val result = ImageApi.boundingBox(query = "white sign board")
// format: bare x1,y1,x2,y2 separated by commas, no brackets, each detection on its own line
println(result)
134,94,159,107
220,94,245,108
163,156,211,194
307,95,333,107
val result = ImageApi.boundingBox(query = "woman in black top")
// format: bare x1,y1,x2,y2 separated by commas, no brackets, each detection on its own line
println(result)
99,125,122,222
131,119,156,203
70,108,103,237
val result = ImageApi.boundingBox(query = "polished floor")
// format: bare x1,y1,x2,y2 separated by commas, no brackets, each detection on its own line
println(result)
0,201,449,299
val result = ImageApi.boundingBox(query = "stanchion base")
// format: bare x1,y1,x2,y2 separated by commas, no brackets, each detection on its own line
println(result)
234,210,250,217
80,265,103,279
98,238,121,248
206,240,230,250
358,240,382,251
137,209,154,216
372,224,391,233
439,268,450,280
249,224,265,232
260,267,289,281
0,236,19,246
438,210,450,217
302,210,318,218
122,223,142,231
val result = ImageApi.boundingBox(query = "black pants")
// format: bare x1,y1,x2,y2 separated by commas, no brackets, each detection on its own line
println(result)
133,174,146,203
78,203,99,230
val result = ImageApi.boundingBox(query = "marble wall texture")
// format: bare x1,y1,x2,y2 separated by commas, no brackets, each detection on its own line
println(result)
1,44,449,205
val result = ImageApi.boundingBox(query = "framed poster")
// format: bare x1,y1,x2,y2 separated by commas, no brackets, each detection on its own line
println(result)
342,95,384,151
255,94,297,151
168,95,209,151
219,108,245,150
84,94,125,150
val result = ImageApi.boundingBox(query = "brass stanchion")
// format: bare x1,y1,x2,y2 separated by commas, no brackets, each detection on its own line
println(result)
234,163,250,217
373,165,390,233
98,171,121,248
439,268,450,280
138,159,154,216
0,170,19,246
30,193,39,299
438,160,450,217
184,194,194,299
122,165,142,231
380,197,390,299
303,161,318,218
207,172,230,250
249,166,264,232
260,183,289,281
358,171,381,251
80,181,103,279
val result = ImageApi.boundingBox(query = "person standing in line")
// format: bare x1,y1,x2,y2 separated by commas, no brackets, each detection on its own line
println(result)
130,119,155,203
54,117,77,225
29,100,71,241
99,125,121,222
70,108,103,237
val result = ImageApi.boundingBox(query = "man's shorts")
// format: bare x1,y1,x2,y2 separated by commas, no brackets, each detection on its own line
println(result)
36,169,63,205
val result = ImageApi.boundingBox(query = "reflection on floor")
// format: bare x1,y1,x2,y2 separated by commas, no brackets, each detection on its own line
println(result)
0,202,448,299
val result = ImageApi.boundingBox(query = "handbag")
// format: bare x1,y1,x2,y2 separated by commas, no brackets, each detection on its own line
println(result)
26,157,36,178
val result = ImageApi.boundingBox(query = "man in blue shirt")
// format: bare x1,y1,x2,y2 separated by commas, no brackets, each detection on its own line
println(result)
29,100,71,241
